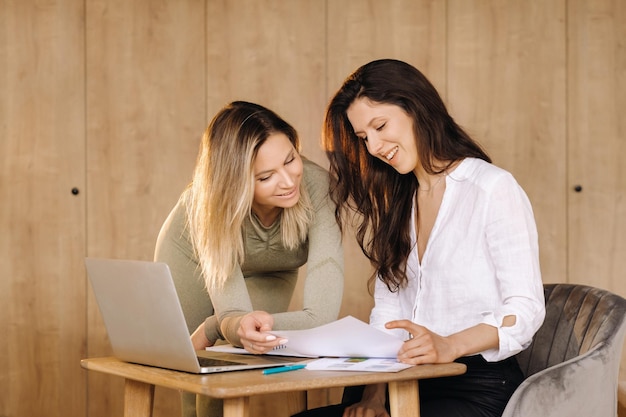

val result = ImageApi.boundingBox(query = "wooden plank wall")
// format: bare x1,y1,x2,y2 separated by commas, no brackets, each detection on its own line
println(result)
567,0,626,289
0,1,87,416
1,1,624,417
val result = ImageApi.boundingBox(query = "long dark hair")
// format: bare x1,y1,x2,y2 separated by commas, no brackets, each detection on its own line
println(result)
322,59,491,292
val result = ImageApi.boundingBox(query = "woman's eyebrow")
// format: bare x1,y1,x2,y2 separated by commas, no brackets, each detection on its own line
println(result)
254,149,294,177
354,116,385,134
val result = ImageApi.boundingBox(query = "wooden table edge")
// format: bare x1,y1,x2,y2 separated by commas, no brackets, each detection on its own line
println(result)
81,357,466,398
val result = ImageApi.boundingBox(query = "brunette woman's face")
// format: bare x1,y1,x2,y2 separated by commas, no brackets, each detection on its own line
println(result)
346,97,419,175
251,133,303,216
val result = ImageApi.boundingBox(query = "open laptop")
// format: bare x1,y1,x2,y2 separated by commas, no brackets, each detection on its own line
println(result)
85,257,302,374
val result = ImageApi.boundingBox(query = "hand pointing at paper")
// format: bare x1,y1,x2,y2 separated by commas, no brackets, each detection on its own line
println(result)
238,311,288,354
386,318,505,365
385,319,457,365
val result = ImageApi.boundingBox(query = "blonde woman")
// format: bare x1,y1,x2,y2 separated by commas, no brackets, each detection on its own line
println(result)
155,101,344,417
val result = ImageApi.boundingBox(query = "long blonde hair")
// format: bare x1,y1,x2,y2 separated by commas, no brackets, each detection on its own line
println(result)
186,101,312,290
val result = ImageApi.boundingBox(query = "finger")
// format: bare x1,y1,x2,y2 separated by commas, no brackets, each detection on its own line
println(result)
400,332,430,352
385,319,415,330
243,337,282,353
398,341,437,364
399,353,435,365
259,322,272,332
387,321,428,341
248,311,273,329
240,322,269,339
244,333,278,346
240,313,264,331
342,406,355,417
245,341,267,354
259,337,288,351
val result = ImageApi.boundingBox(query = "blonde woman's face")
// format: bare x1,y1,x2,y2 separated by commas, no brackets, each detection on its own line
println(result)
251,133,303,222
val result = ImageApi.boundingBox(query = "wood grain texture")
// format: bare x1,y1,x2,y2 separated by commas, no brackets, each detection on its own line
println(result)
125,379,155,417
447,0,568,285
86,0,204,260
567,0,626,291
389,380,420,417
0,1,86,417
327,0,447,103
206,0,327,164
85,0,205,416
81,356,466,397
223,397,250,417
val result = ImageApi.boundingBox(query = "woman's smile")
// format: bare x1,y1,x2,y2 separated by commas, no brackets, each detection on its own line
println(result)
277,187,298,198
385,146,399,161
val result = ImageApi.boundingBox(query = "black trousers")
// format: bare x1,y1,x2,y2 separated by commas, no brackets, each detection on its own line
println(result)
292,355,524,417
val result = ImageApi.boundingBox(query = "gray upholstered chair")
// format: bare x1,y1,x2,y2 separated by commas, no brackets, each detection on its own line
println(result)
502,283,626,417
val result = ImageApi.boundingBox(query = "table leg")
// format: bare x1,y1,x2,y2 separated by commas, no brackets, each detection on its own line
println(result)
223,396,249,417
286,391,307,415
388,380,420,417
124,379,155,417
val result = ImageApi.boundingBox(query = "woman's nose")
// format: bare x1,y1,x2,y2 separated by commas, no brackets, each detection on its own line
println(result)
278,169,295,187
366,134,383,155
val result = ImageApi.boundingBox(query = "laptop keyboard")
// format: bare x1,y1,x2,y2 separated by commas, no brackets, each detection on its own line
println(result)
197,357,244,367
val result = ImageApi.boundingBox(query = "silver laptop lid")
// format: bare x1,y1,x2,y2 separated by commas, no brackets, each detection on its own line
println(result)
85,258,299,374
86,258,205,373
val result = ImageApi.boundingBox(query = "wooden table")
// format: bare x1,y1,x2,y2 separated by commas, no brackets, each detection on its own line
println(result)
81,357,466,417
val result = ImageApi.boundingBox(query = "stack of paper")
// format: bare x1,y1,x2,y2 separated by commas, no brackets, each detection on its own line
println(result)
270,315,404,358
206,316,412,372
305,357,413,372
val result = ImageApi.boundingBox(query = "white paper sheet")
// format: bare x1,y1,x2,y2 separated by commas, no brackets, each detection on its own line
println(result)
206,316,405,359
206,344,316,358
305,357,413,372
270,315,404,358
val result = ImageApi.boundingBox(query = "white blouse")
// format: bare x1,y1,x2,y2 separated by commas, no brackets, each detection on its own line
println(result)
369,158,545,362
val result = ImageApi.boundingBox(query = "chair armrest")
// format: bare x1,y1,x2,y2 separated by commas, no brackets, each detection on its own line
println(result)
502,343,619,417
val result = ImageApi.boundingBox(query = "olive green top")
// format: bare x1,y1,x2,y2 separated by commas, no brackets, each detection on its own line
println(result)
154,158,344,347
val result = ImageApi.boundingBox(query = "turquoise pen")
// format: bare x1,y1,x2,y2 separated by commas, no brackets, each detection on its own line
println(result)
262,364,306,375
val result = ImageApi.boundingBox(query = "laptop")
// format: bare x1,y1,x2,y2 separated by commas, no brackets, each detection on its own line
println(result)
85,257,302,374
